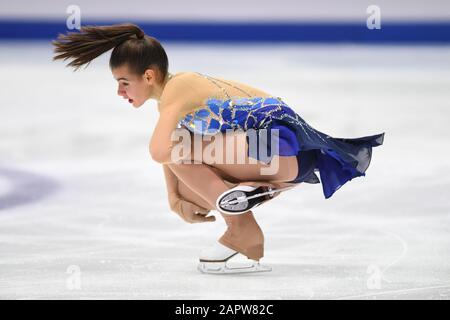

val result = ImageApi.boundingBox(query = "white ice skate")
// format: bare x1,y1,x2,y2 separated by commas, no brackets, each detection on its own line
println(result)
197,242,272,274
216,184,295,215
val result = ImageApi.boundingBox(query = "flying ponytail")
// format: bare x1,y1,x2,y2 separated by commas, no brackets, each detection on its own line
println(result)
52,23,169,82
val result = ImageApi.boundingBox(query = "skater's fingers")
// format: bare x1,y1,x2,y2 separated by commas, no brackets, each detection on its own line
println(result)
197,210,210,216
179,201,214,223
192,213,216,223
192,204,210,215
203,215,216,222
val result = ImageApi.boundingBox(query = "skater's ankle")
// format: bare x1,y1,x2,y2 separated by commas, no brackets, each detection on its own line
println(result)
220,211,263,231
245,244,264,261
218,239,264,261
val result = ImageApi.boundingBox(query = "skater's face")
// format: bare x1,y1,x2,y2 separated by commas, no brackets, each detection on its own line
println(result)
112,64,158,109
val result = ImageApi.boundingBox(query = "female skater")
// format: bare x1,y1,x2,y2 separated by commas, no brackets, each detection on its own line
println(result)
52,23,385,274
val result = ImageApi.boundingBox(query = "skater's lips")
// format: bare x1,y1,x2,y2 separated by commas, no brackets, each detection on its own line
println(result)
122,96,134,103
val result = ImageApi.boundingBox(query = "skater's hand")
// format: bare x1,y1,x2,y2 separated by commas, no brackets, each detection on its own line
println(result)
171,199,216,224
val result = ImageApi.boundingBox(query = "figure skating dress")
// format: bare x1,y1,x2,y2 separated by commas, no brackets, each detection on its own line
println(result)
178,73,385,199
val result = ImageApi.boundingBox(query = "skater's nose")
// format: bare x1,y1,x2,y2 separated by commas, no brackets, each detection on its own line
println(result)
117,87,127,98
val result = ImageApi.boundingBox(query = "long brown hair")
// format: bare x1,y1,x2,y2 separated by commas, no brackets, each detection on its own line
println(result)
52,23,169,83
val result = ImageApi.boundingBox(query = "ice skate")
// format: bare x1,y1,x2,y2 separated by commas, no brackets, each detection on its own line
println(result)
216,184,295,215
197,242,272,274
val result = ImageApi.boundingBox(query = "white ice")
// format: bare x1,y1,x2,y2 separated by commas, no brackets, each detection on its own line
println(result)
0,41,449,299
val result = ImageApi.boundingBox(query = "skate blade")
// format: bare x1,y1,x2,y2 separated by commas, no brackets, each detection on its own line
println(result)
218,186,279,215
219,190,250,213
197,261,272,274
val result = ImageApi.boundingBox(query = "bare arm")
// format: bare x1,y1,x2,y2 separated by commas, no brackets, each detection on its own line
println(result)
149,76,200,164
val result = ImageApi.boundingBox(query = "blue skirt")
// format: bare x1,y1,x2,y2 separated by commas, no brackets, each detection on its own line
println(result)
245,105,385,199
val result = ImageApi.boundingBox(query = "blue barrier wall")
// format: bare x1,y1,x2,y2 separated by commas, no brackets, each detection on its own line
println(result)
1,0,449,43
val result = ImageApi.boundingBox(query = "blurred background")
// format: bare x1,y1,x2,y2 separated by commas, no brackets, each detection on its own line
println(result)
0,0,449,299
1,0,450,42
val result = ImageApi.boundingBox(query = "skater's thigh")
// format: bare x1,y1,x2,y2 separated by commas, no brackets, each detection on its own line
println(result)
211,155,298,182
202,130,299,183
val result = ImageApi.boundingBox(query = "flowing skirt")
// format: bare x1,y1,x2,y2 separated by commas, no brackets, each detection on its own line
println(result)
245,104,385,199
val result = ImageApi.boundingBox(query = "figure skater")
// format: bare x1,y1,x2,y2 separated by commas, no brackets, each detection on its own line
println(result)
52,23,385,274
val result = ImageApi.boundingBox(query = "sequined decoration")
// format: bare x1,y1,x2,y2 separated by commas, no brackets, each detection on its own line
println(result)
179,72,330,145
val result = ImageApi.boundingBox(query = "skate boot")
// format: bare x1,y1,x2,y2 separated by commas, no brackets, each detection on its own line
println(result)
216,183,295,215
198,211,271,274
197,241,272,274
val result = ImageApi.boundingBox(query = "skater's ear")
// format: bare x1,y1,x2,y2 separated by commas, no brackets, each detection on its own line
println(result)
143,67,158,85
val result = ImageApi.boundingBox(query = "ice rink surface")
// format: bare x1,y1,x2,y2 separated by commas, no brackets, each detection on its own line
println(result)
0,41,449,299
